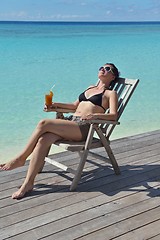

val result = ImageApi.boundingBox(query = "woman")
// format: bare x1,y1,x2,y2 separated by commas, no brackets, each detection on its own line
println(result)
0,63,119,199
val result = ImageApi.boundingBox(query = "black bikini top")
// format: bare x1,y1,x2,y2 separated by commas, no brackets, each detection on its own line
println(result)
78,86,106,111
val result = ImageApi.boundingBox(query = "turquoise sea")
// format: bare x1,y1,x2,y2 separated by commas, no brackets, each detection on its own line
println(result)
0,21,160,163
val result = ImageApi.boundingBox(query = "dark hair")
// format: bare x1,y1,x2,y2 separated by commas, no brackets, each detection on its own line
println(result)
105,63,120,90
105,63,120,80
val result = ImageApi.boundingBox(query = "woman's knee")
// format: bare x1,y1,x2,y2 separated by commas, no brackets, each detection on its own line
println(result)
37,119,51,130
37,133,52,146
38,132,61,144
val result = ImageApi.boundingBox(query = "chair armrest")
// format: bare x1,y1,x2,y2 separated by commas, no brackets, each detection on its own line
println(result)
84,119,120,125
44,107,119,125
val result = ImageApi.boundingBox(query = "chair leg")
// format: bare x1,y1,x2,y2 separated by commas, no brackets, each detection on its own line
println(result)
70,124,95,191
70,150,89,191
104,143,120,175
94,125,120,175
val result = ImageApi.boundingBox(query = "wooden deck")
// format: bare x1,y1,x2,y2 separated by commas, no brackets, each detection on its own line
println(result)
0,130,160,240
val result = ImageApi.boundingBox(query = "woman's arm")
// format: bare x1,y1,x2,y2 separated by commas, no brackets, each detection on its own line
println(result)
105,90,118,120
53,100,79,110
44,99,79,112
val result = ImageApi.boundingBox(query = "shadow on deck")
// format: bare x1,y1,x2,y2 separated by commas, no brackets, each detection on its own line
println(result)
0,130,160,240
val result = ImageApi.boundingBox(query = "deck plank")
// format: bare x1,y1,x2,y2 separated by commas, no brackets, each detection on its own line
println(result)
0,130,160,240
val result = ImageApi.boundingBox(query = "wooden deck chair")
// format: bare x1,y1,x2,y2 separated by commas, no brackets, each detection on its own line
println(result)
45,78,139,191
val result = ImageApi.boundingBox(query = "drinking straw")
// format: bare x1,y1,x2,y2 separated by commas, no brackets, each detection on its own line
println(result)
50,84,55,91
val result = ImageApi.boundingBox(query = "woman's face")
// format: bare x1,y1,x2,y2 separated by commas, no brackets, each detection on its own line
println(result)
98,64,115,81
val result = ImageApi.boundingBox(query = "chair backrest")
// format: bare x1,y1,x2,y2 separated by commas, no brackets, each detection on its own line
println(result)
103,77,139,139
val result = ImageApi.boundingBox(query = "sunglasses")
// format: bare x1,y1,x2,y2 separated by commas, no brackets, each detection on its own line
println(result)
99,66,114,75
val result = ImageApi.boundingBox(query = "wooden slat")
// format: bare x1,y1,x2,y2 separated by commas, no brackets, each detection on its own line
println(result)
0,130,160,240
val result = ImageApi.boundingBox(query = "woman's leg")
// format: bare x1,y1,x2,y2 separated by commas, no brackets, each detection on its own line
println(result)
0,118,82,171
12,119,83,199
12,132,61,199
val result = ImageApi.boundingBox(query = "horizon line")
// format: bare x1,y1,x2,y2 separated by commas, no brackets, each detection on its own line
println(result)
0,20,160,23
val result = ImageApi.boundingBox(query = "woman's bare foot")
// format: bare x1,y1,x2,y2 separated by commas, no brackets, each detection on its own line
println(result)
0,158,25,171
12,183,33,199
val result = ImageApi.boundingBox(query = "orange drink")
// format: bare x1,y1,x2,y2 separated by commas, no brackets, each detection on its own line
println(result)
45,91,53,106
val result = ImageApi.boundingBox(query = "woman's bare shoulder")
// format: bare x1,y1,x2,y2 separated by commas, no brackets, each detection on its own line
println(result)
105,89,117,94
104,89,117,98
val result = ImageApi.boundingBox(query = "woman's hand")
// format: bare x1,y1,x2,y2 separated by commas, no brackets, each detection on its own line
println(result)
43,103,57,112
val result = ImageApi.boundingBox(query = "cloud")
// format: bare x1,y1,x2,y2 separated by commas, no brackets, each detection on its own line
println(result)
45,13,90,20
17,11,27,17
0,0,160,21
106,10,111,16
0,9,91,21
0,11,28,19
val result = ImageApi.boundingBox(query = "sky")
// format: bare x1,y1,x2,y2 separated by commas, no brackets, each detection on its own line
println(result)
0,0,160,22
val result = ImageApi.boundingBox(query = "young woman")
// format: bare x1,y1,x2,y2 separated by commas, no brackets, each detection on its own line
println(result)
0,63,119,199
